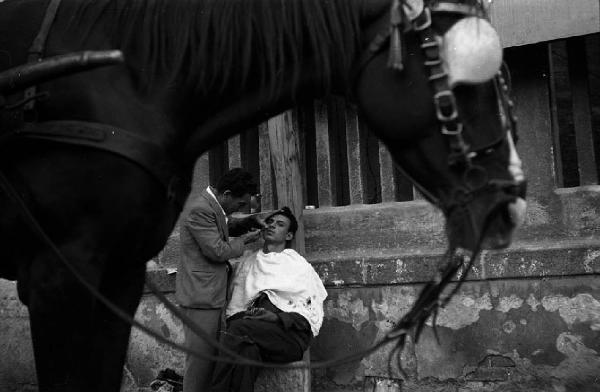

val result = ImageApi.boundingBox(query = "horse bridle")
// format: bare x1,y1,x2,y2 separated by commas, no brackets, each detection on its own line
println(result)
356,0,522,210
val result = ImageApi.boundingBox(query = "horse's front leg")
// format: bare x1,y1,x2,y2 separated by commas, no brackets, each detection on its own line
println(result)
88,256,147,391
18,240,108,392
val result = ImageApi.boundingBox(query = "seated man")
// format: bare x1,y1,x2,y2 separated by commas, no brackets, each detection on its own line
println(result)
210,207,327,392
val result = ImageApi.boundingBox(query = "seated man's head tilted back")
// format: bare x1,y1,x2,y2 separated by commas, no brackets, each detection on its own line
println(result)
262,207,298,252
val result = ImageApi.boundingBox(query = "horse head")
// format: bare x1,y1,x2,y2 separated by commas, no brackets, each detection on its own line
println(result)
353,0,526,251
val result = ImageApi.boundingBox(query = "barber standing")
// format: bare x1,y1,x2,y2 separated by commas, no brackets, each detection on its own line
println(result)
176,168,264,392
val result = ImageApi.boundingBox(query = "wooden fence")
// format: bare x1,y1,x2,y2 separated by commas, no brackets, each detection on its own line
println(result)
209,33,600,211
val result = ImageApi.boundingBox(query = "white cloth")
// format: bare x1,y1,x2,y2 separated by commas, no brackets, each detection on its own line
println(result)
226,249,328,336
206,186,228,224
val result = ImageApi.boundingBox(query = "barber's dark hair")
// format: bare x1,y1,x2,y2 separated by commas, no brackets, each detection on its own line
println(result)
269,206,298,235
216,168,257,197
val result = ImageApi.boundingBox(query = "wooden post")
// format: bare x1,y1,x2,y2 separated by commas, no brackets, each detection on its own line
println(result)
228,135,242,168
506,44,556,204
258,123,275,211
314,99,335,207
378,141,397,203
568,36,597,185
345,102,366,204
267,110,306,254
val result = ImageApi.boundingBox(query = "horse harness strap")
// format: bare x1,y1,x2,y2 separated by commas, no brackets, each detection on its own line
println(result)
3,121,183,201
23,0,62,115
355,1,485,76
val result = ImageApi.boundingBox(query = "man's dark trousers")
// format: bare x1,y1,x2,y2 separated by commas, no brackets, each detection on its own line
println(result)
210,312,311,392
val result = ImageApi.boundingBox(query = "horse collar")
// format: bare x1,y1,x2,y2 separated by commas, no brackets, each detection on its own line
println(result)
3,121,187,203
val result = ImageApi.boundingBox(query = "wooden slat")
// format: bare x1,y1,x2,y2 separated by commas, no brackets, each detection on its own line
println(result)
258,123,275,211
548,42,565,188
378,141,397,202
314,99,334,207
300,102,319,207
412,187,426,201
568,36,597,185
267,111,306,253
292,108,309,207
208,142,228,185
489,0,600,48
549,40,579,187
345,101,365,205
586,35,600,173
228,135,241,168
506,45,556,203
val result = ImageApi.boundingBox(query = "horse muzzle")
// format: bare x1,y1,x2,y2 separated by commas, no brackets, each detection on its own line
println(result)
448,180,527,251
479,179,527,249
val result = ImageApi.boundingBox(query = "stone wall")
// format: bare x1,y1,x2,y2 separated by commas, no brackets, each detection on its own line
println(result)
2,186,600,391
130,187,600,392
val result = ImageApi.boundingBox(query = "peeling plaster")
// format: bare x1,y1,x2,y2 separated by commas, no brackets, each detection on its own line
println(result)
503,320,516,334
394,259,409,279
490,285,500,298
551,332,600,381
542,293,600,330
496,294,524,312
555,332,598,357
325,292,370,330
128,298,185,384
524,199,551,226
527,294,541,311
427,292,493,330
583,250,600,273
521,257,541,275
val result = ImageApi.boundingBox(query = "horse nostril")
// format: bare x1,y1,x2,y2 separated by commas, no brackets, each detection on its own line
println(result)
516,180,527,199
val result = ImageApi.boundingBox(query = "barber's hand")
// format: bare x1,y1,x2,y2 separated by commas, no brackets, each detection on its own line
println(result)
244,308,279,323
241,229,261,244
250,214,268,230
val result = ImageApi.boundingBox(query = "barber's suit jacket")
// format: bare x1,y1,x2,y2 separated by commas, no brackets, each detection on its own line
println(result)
176,189,245,309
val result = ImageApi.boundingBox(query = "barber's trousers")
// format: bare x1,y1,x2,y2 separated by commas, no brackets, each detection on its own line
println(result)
182,307,222,392
210,316,311,392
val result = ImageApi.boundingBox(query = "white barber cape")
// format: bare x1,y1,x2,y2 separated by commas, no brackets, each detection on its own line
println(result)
227,249,328,336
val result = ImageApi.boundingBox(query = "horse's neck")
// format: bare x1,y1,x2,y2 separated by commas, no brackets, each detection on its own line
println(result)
182,66,324,163
180,0,393,164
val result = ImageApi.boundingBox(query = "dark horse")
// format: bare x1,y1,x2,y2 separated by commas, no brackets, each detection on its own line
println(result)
0,0,526,390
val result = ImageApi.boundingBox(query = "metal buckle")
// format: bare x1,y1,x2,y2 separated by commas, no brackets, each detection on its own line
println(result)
429,72,448,81
424,59,442,67
429,2,486,18
434,91,459,122
413,8,432,31
441,122,463,136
